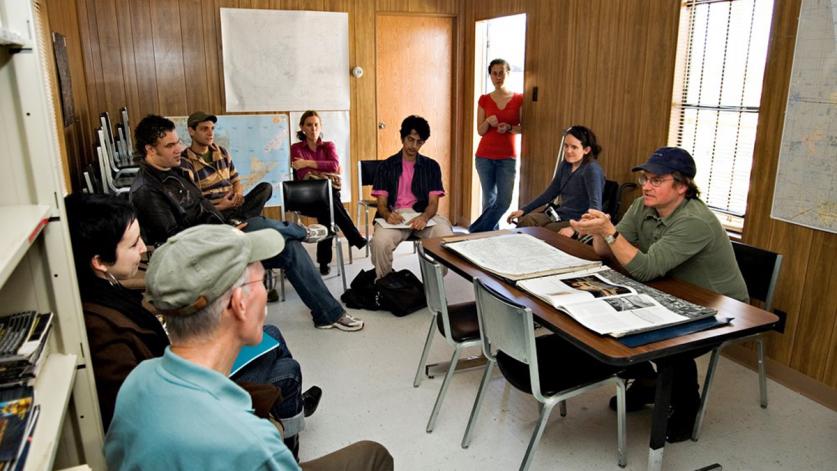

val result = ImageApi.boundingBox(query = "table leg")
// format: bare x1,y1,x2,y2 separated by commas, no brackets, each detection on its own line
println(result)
647,362,674,471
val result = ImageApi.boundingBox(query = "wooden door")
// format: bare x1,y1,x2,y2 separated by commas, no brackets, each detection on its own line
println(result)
376,15,453,218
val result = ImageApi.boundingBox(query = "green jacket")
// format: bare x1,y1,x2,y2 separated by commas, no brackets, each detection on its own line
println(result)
617,197,749,302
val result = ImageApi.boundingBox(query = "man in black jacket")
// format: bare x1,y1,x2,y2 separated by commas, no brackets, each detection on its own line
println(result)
370,115,453,278
129,115,363,332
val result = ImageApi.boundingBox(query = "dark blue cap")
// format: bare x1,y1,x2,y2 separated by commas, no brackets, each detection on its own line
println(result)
632,147,696,178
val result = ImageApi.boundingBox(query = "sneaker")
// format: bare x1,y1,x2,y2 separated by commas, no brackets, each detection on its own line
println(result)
609,379,656,412
316,313,364,332
302,386,322,417
304,224,329,244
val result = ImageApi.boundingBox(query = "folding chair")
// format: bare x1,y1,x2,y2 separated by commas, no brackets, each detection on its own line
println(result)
692,241,782,441
414,250,480,433
463,278,627,470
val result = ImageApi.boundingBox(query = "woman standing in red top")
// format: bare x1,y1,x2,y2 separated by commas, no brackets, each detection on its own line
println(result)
291,110,366,275
469,58,524,233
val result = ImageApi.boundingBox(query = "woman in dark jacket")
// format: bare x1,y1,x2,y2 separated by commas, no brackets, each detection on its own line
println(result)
507,125,605,237
65,194,318,453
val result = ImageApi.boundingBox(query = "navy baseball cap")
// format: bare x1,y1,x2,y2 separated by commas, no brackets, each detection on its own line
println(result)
632,147,697,178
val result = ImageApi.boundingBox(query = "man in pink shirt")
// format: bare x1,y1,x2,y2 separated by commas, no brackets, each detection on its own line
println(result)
370,115,453,278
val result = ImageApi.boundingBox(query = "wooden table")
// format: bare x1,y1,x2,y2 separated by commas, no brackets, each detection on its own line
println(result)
422,227,779,471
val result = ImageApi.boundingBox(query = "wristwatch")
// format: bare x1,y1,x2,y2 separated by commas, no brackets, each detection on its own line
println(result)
604,231,619,245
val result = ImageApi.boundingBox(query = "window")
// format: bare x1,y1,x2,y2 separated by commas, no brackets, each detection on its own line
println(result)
668,0,774,228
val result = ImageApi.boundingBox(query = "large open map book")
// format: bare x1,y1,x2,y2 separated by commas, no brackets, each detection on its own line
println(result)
442,232,601,281
517,267,718,337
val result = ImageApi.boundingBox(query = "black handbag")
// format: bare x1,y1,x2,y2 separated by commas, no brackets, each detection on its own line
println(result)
375,269,427,317
340,269,382,311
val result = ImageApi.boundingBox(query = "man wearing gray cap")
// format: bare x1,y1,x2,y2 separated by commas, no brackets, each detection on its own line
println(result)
571,147,747,442
104,225,393,470
181,111,273,220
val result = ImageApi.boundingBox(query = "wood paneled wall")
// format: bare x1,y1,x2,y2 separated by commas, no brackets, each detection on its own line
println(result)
46,0,835,395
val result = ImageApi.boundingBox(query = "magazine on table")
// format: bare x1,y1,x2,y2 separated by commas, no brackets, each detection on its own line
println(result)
517,267,718,337
442,232,601,281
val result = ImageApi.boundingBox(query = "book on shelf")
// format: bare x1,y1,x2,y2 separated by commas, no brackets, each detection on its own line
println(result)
517,267,718,337
0,312,53,387
442,232,601,281
0,386,35,469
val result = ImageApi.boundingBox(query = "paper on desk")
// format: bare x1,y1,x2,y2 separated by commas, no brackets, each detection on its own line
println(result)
375,210,438,229
443,232,600,281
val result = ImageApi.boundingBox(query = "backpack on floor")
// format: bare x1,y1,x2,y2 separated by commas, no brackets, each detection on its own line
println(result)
375,269,427,317
341,269,383,311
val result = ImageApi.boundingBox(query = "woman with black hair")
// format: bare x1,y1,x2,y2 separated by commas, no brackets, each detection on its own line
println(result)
507,125,605,237
64,193,318,456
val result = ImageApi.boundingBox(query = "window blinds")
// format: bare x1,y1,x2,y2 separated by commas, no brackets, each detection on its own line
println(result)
668,0,774,216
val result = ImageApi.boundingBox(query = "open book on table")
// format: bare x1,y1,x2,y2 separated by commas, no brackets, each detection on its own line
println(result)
230,331,280,377
442,232,601,281
517,267,718,337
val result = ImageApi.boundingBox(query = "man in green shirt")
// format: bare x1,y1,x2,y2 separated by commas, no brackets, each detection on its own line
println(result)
572,147,748,442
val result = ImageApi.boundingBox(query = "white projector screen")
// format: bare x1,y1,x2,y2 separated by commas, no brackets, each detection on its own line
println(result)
220,9,350,112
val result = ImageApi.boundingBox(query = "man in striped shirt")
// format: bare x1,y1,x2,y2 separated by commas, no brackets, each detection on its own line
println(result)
180,111,272,222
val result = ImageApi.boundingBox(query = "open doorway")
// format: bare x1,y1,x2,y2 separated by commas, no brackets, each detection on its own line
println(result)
471,14,526,229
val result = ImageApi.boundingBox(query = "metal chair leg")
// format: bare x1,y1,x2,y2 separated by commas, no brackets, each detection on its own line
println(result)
414,314,437,387
335,235,348,293
364,206,370,258
616,378,627,468
520,401,556,471
461,360,495,448
756,336,768,408
426,347,462,433
279,269,286,302
692,347,721,441
559,400,567,417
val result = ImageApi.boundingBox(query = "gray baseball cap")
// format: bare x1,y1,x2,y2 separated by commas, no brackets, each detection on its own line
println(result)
145,225,283,316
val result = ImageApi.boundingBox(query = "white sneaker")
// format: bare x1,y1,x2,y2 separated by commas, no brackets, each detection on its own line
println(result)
304,224,329,244
316,313,364,332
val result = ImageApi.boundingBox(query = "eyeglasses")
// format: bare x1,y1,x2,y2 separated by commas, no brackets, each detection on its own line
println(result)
637,175,674,188
239,279,264,289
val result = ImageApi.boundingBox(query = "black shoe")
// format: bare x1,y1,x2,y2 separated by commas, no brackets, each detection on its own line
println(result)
267,288,279,303
609,379,656,412
303,386,322,417
319,263,331,275
666,403,699,443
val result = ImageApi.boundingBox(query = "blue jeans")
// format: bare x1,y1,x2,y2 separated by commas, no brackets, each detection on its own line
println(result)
231,325,305,436
469,157,517,232
243,217,345,326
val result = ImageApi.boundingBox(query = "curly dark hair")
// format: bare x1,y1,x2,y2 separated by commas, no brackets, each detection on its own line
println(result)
399,115,430,141
134,114,175,159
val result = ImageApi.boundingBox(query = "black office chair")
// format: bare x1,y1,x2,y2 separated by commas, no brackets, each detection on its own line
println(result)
579,180,638,244
463,278,627,470
280,179,348,293
356,160,382,257
692,240,782,441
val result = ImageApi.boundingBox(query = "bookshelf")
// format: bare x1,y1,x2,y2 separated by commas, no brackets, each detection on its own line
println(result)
0,1,105,469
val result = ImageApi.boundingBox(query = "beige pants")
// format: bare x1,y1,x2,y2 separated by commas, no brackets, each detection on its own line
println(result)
518,205,572,232
301,440,394,471
371,215,454,279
